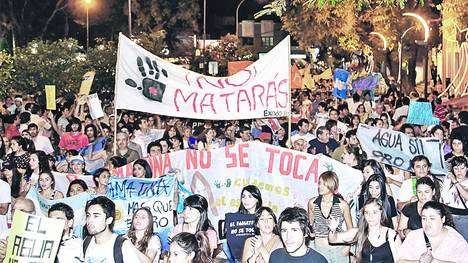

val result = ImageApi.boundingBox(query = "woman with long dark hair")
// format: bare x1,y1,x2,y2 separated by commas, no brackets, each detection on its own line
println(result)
133,159,153,178
168,232,213,263
127,207,161,263
359,174,398,228
329,198,401,263
238,185,263,215
5,136,33,171
25,150,50,184
242,207,283,263
170,194,218,255
396,201,468,262
66,179,89,197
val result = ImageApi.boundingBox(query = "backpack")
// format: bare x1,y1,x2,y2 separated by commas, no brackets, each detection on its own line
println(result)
83,234,126,263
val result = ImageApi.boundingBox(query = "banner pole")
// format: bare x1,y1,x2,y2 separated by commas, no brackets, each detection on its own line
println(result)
113,33,123,156
287,36,292,149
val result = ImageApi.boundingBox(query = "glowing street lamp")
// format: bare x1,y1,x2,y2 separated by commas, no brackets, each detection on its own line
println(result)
84,0,92,50
403,12,430,97
236,0,247,36
370,32,388,50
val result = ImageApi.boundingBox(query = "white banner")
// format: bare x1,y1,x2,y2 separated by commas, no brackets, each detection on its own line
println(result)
114,142,362,225
357,124,447,174
115,33,291,120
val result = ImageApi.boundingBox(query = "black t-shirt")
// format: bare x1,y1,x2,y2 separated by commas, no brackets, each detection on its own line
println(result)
402,201,422,230
269,248,328,263
308,138,338,156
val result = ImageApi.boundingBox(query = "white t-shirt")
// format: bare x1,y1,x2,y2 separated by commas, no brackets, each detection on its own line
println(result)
0,180,11,234
442,178,468,209
84,234,140,263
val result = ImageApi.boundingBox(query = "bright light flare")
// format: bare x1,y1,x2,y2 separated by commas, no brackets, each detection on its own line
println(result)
403,13,430,43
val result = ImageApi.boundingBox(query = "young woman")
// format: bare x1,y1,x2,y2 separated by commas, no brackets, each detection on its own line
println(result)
444,136,466,161
397,177,436,239
359,174,398,228
396,201,468,263
362,160,394,196
26,150,50,184
1,162,28,199
380,113,393,129
242,207,283,263
442,156,468,241
238,185,263,214
127,207,161,263
92,168,110,195
328,198,401,263
341,145,366,170
350,114,361,130
308,171,353,263
168,232,213,263
6,136,32,171
430,125,451,156
66,179,89,197
197,128,219,151
133,159,153,178
170,194,218,255
38,171,64,200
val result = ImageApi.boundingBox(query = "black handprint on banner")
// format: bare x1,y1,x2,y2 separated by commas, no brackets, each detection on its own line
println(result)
125,56,168,102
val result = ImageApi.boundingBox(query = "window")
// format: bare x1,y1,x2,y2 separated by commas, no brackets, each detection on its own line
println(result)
242,37,254,45
261,37,274,47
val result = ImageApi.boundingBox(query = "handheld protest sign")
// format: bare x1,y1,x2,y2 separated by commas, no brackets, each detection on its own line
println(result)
407,101,440,126
4,210,64,263
87,93,105,119
45,85,56,110
79,71,96,95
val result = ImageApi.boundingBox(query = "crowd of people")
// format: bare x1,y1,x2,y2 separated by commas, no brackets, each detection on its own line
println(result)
0,79,467,262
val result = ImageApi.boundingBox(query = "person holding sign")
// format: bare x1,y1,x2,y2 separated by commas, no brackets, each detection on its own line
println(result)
242,207,283,263
328,198,401,263
84,196,140,262
396,201,468,263
127,207,162,262
48,203,84,263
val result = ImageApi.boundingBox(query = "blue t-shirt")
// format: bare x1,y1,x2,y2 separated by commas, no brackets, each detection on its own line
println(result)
269,248,328,263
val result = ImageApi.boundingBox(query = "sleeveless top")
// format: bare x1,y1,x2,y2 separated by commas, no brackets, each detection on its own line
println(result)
361,229,394,263
313,195,344,238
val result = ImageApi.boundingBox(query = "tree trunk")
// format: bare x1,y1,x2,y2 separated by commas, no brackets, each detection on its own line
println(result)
408,42,418,90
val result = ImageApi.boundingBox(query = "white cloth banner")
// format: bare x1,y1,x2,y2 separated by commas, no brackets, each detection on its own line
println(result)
114,141,362,225
115,33,291,120
357,124,447,174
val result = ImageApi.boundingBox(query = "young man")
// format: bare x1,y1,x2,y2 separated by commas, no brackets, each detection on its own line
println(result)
28,123,54,154
269,207,327,263
48,203,83,263
291,119,315,145
84,196,139,263
58,117,89,151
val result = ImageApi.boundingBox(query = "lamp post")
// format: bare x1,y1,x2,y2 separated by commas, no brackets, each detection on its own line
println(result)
370,32,388,76
128,0,132,36
403,12,430,98
84,0,92,50
236,0,247,36
203,0,206,74
398,26,415,90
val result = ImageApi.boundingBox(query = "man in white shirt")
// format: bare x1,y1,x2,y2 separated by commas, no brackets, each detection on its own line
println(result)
291,118,315,145
84,196,139,263
28,123,54,154
393,97,410,122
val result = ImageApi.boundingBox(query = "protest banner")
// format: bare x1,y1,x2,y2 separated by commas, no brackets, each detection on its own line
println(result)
351,73,381,92
87,93,105,120
407,101,440,126
225,213,256,261
4,210,64,263
227,61,254,76
106,176,179,250
79,71,95,95
333,69,349,99
115,33,291,120
357,124,447,174
26,186,95,232
114,141,363,227
44,85,56,110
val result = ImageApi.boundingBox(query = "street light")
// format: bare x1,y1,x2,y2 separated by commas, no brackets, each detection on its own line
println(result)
203,0,206,74
84,0,92,50
128,0,132,36
403,12,430,97
398,26,415,88
370,32,388,76
236,0,247,36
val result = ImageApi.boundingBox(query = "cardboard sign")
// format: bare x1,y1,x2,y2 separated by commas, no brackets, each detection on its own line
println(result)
79,71,95,95
333,69,349,99
357,124,446,174
407,101,440,126
45,85,56,110
291,64,303,89
86,93,105,119
4,210,64,263
225,212,256,261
